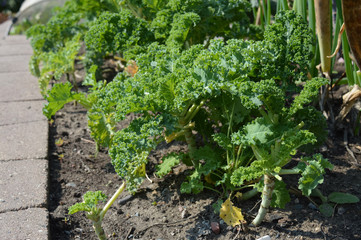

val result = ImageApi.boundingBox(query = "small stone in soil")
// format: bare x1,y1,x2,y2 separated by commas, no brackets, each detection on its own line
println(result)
308,203,317,210
256,235,271,240
181,208,189,218
66,182,77,188
269,214,283,222
211,222,220,234
338,207,346,215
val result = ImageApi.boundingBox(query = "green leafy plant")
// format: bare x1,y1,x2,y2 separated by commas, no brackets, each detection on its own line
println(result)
26,0,121,94
68,182,126,240
28,1,337,233
310,189,360,217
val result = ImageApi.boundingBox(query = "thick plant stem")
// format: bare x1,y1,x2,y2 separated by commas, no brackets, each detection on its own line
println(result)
184,125,197,165
252,174,275,226
241,188,259,201
314,0,331,74
92,219,107,240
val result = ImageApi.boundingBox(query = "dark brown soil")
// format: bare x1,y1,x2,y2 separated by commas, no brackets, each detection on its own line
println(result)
48,89,361,240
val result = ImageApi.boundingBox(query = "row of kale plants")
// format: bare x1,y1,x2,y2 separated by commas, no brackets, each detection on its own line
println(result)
25,0,357,239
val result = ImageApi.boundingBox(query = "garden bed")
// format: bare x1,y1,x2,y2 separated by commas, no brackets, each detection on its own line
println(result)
48,90,361,240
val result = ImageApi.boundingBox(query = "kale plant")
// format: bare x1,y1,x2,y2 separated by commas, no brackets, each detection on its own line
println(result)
36,6,331,229
26,0,121,95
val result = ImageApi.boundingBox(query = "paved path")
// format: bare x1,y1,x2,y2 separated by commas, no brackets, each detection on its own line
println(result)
0,20,49,240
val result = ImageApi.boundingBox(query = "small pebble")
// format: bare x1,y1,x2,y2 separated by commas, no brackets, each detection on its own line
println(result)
133,212,139,217
256,236,271,240
320,145,328,152
65,182,77,188
308,203,317,210
0,199,5,203
211,222,220,234
181,208,189,218
337,207,346,215
294,198,300,204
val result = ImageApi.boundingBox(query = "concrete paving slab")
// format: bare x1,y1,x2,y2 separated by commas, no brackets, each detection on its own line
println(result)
0,72,42,102
2,35,30,45
0,55,31,73
0,120,48,161
0,101,46,125
0,208,48,240
0,159,48,213
0,43,33,56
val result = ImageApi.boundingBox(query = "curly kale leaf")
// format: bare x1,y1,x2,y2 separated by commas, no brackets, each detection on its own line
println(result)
85,10,154,65
91,39,250,127
68,191,107,215
298,154,333,196
109,115,165,192
165,12,201,49
165,0,260,44
238,10,313,87
237,80,285,113
263,10,313,84
156,153,184,177
290,78,328,115
230,162,265,186
293,106,327,152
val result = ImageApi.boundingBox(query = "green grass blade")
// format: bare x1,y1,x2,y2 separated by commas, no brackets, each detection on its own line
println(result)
342,32,355,85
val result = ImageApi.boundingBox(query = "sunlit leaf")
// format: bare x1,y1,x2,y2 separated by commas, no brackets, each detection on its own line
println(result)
220,198,246,227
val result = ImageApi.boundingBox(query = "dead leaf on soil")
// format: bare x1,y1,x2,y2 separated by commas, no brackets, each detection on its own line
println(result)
55,138,64,147
125,60,138,77
337,85,361,120
219,197,246,227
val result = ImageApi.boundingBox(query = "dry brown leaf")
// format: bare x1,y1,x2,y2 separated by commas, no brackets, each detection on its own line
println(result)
338,85,361,120
125,60,138,77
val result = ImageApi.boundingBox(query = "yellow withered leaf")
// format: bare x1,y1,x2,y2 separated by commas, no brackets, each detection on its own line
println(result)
220,198,246,227
235,192,243,200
